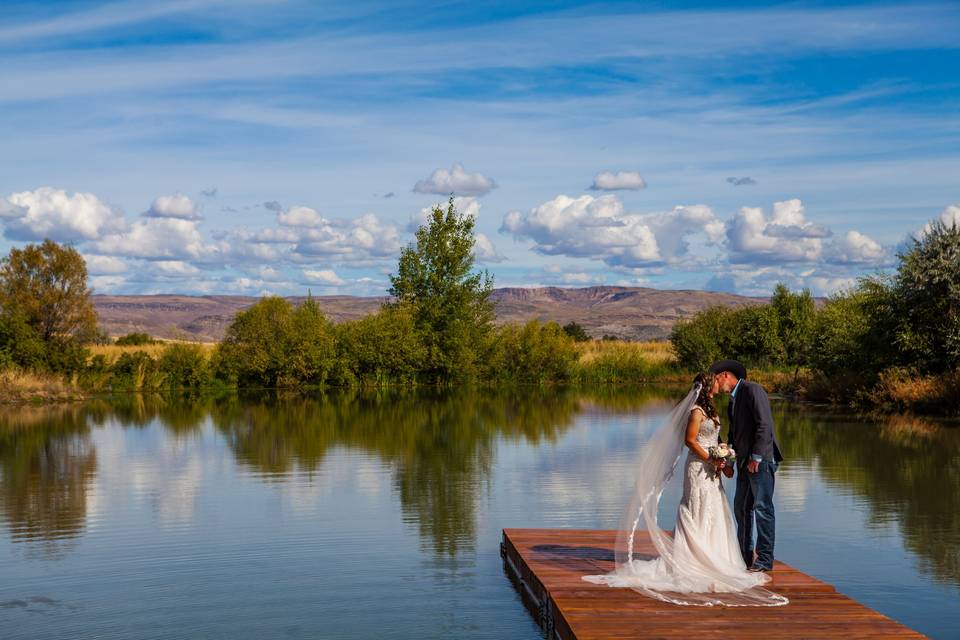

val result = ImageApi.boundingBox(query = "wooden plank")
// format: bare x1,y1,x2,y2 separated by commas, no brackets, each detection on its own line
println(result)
501,528,925,640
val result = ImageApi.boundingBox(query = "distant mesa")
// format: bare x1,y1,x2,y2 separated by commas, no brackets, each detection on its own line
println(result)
93,286,763,343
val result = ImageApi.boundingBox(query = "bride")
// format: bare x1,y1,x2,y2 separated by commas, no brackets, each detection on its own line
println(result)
583,372,788,607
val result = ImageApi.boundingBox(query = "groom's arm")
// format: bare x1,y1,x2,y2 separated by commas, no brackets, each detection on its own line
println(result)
746,383,775,462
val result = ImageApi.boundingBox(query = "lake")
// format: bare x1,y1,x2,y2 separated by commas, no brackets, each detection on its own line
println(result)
1,388,958,639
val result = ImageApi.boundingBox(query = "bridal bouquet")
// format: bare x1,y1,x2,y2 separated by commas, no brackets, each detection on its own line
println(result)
708,443,736,463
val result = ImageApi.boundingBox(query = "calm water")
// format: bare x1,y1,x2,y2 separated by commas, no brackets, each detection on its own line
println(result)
1,388,958,639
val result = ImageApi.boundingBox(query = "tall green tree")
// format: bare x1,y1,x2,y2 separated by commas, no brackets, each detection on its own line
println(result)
892,220,960,372
0,239,97,344
0,239,96,371
388,198,495,382
769,283,816,368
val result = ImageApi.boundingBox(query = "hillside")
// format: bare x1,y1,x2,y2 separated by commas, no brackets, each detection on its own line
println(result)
93,286,763,342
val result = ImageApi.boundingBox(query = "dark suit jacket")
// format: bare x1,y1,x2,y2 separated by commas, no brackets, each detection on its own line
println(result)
726,380,783,467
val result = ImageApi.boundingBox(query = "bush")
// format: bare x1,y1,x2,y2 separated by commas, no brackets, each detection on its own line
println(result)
562,321,590,342
216,296,336,387
158,343,211,389
336,305,426,385
110,351,163,391
116,332,156,346
891,220,960,373
670,306,736,371
729,304,784,367
490,320,578,383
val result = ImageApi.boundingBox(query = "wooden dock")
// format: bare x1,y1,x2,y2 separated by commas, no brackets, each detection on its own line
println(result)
501,528,925,639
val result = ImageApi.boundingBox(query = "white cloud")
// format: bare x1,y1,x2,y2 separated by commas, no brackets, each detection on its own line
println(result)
827,230,888,265
919,204,960,237
95,217,217,261
152,260,201,276
301,268,344,286
292,213,402,262
2,187,127,242
278,205,326,228
727,199,891,267
83,254,128,275
413,163,496,197
146,193,200,220
501,194,722,268
473,233,505,263
589,170,647,191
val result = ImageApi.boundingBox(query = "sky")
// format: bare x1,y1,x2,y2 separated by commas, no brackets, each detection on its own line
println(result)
0,0,958,297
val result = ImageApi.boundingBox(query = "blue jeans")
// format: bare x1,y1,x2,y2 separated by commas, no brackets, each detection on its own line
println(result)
734,460,777,569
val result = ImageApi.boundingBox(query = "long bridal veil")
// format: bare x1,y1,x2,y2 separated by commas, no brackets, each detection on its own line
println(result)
583,383,788,607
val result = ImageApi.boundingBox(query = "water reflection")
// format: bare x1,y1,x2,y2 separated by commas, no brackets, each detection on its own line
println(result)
0,389,958,593
776,405,960,587
0,406,97,558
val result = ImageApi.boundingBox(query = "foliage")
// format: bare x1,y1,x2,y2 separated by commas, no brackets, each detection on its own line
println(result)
562,321,590,342
216,296,336,387
115,332,156,346
891,220,960,373
335,304,426,386
158,343,211,389
0,239,97,344
0,240,96,373
388,198,495,382
769,284,815,367
491,320,578,383
670,306,736,371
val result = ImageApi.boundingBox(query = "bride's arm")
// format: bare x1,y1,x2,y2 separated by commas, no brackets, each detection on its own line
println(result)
684,409,716,465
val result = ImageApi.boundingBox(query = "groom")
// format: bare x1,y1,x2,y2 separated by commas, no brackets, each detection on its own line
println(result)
709,360,783,572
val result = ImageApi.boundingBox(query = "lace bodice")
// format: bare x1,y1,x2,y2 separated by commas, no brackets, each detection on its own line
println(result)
692,408,720,450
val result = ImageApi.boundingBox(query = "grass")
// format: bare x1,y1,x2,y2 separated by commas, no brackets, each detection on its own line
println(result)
0,368,83,404
573,340,682,384
88,341,216,364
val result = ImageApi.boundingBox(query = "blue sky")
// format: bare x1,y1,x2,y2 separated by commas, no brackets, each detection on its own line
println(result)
0,0,958,297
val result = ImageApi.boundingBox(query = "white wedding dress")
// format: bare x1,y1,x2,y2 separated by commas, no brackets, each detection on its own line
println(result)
583,386,788,607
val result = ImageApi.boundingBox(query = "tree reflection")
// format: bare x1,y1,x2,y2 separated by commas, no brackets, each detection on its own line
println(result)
0,406,96,558
775,403,960,588
208,387,587,555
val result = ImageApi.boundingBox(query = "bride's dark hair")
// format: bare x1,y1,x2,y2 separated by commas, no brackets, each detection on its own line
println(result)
692,371,719,421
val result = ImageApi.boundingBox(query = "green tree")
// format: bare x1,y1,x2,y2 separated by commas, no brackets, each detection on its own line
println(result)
388,198,495,382
670,306,736,371
0,239,97,345
336,305,426,385
493,320,578,383
769,283,816,368
562,321,590,342
892,220,960,372
730,304,784,367
216,296,336,387
809,281,898,379
0,240,96,372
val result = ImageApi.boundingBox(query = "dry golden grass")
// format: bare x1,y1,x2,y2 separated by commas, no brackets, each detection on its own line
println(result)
0,368,82,404
88,341,216,363
575,339,676,365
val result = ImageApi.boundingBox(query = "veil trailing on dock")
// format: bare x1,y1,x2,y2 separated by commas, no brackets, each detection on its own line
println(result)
583,383,788,607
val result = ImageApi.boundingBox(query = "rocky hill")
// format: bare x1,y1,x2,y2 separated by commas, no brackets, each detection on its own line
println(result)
93,286,763,342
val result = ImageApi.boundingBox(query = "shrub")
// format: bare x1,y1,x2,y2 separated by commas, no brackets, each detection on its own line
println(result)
216,296,336,387
158,343,211,389
336,305,426,385
491,320,578,383
562,321,590,342
670,306,736,371
115,332,156,346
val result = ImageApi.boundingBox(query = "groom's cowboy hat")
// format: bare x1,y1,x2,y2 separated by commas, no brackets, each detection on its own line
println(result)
708,359,747,380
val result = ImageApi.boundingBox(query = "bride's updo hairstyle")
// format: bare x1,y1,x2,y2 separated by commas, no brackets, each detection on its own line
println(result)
692,371,719,421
